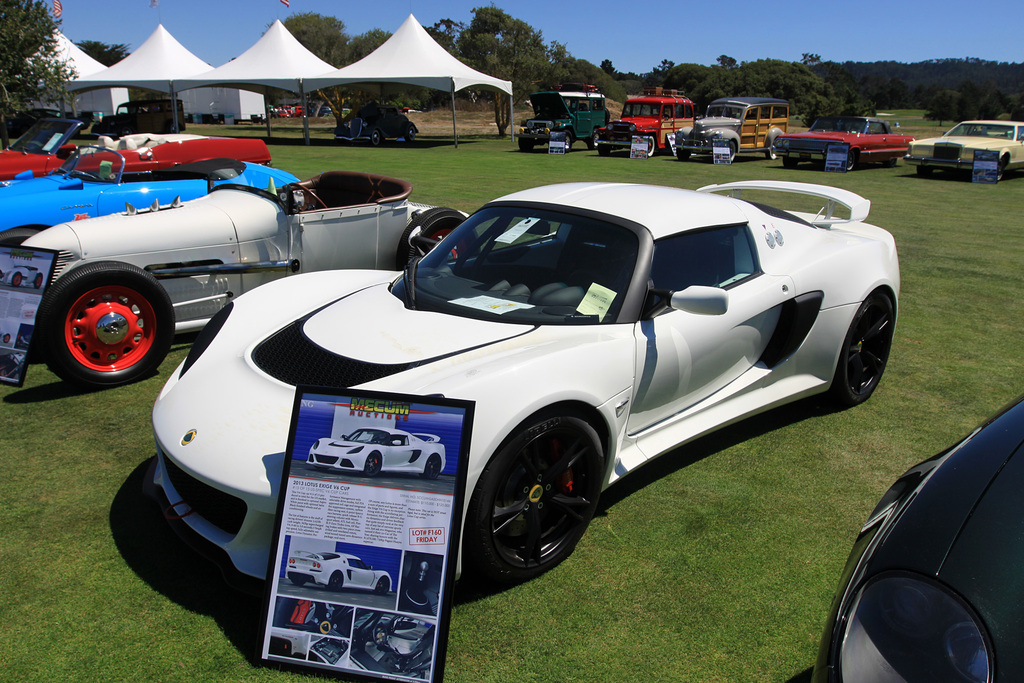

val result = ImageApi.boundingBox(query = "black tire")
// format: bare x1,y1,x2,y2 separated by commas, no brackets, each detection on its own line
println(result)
884,157,898,168
645,136,656,158
0,227,41,245
830,291,894,407
402,122,416,142
118,126,136,137
563,134,573,152
11,272,22,287
363,452,383,476
586,136,597,150
845,149,859,172
916,165,932,177
327,571,344,591
997,155,1009,181
369,128,384,146
728,140,738,162
518,138,535,152
395,207,465,268
288,574,309,586
36,261,174,388
782,155,798,168
463,410,604,583
597,145,611,157
676,148,691,161
421,454,442,479
374,577,390,595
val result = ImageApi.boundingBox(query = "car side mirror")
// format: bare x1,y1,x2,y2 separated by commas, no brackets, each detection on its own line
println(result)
669,286,729,315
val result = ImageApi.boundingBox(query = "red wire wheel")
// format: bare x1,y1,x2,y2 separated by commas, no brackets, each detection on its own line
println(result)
38,261,174,387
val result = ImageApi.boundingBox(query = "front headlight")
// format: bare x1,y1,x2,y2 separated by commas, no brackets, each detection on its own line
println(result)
839,572,991,683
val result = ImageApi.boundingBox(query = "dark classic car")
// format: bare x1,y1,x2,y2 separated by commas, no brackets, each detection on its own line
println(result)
91,99,185,136
676,97,789,161
594,88,695,157
334,101,417,146
812,393,1024,683
773,116,915,170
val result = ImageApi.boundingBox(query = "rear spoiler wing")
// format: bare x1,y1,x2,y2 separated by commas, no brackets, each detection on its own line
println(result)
697,180,870,227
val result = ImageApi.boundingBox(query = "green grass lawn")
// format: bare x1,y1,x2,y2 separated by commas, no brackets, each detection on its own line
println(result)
2,134,1023,682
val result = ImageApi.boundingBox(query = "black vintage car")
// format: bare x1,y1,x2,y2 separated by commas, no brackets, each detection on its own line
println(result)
812,393,1024,683
334,101,417,146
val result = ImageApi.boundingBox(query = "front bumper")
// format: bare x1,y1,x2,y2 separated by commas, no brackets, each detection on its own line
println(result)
679,138,719,154
903,154,970,169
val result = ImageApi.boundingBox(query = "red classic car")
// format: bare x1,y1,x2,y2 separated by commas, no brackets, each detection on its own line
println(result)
773,116,914,170
1,118,273,181
594,88,695,157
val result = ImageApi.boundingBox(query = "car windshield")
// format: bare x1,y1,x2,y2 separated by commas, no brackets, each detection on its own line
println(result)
946,122,1016,139
8,118,79,155
347,429,390,445
56,146,125,183
622,102,661,118
705,105,744,119
394,205,640,326
809,117,868,133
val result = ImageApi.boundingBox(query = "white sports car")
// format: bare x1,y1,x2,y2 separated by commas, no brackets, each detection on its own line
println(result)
308,427,446,478
8,171,462,388
147,180,899,586
286,551,393,594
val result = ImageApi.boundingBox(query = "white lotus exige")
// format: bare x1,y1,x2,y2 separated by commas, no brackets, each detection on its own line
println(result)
147,180,899,588
308,427,446,478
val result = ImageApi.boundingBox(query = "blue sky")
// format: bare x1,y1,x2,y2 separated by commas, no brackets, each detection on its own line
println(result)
58,0,1019,76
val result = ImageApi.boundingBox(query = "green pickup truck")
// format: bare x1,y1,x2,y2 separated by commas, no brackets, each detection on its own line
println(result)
517,84,609,152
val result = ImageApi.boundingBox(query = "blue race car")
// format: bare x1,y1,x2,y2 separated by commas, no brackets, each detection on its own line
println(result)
0,145,297,236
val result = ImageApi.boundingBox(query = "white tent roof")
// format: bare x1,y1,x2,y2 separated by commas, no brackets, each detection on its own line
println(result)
176,20,335,94
305,14,511,96
67,24,212,93
55,32,107,78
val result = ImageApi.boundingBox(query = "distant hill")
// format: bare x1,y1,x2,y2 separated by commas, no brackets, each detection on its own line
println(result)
841,58,1024,93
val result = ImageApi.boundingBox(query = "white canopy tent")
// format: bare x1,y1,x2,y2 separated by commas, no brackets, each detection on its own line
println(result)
66,25,213,132
48,33,128,116
176,20,336,143
305,14,513,146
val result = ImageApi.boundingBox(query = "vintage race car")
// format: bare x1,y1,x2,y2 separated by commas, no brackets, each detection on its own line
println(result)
773,116,915,170
146,179,899,589
308,427,446,478
0,118,273,181
9,172,463,388
0,146,294,233
905,119,1024,179
287,551,392,594
1,264,45,289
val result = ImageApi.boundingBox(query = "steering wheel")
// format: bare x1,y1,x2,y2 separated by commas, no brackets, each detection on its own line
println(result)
304,187,327,210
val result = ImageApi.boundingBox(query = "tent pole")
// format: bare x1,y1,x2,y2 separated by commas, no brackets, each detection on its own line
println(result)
265,93,272,138
300,80,310,145
510,92,515,144
450,82,457,148
169,81,180,133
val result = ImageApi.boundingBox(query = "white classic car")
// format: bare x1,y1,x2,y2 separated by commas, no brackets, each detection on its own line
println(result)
308,427,446,478
147,180,900,587
286,550,392,594
905,119,1024,179
5,171,462,387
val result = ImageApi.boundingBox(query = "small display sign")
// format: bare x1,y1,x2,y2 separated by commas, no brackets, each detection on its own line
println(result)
0,244,57,387
258,387,474,682
630,135,650,159
825,142,851,173
972,149,1000,183
712,138,732,164
548,131,568,154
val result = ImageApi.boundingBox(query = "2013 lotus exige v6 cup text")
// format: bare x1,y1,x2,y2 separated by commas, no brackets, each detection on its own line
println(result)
146,179,900,587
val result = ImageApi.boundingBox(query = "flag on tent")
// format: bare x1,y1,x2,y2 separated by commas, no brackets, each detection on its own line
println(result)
52,0,62,18
150,0,159,6
280,0,289,6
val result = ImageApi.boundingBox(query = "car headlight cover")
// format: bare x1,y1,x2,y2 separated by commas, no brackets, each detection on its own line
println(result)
839,572,991,683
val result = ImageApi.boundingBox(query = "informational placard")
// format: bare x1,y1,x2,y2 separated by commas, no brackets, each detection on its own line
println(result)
548,131,567,154
0,244,57,387
825,142,851,173
630,135,650,159
712,138,732,164
972,149,999,183
258,387,474,682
